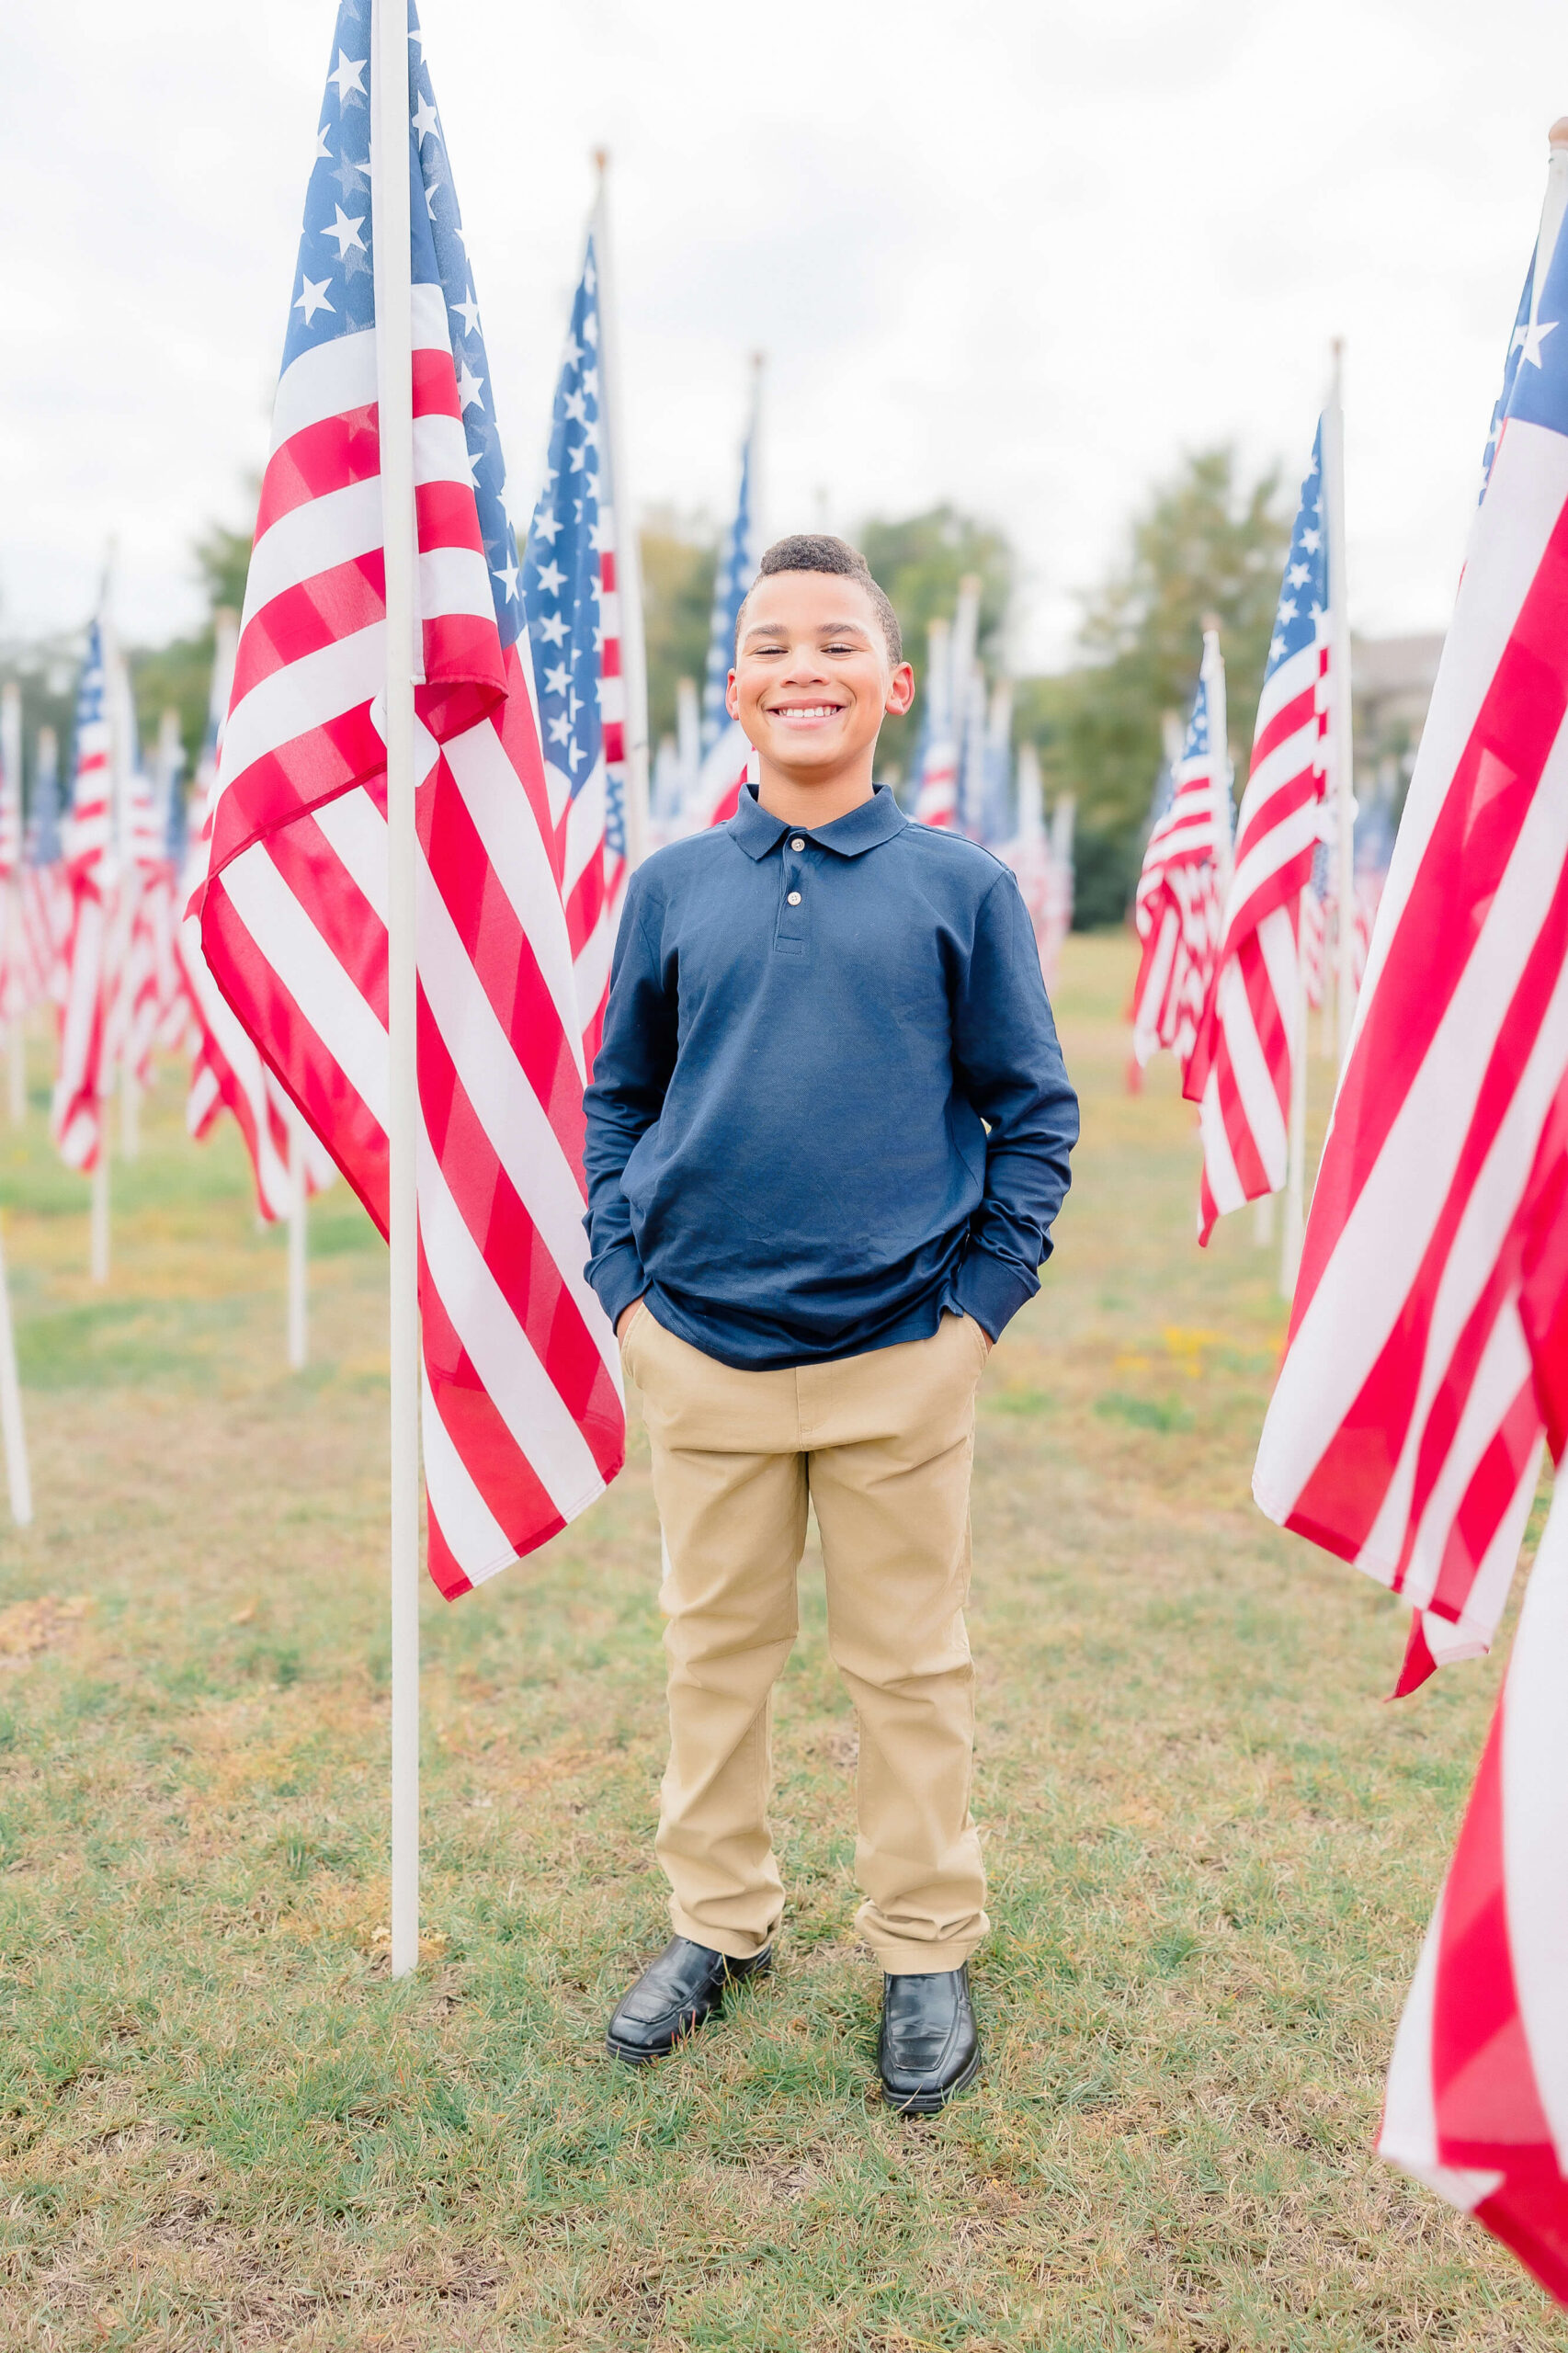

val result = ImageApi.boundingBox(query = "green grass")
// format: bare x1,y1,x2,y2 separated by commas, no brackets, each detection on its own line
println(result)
0,943,1562,2349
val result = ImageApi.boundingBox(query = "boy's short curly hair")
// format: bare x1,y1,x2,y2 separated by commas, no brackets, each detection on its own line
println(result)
735,534,903,665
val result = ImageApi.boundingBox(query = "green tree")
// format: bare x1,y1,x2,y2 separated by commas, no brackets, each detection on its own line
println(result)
858,506,1014,773
640,509,716,752
1019,447,1290,927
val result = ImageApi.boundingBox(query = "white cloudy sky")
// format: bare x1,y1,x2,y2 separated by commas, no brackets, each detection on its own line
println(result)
3,0,1562,670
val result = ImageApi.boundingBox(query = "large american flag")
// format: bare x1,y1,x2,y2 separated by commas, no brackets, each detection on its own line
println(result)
1131,656,1228,1077
521,231,627,1066
687,401,757,830
194,0,625,1597
51,617,115,1172
1184,436,1331,1235
1254,131,1568,2300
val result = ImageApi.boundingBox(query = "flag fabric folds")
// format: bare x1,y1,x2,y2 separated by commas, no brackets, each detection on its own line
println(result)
1253,131,1568,2302
521,233,629,1065
1379,1477,1568,2305
179,622,334,1221
1184,436,1331,1236
1131,654,1228,1077
51,619,116,1172
194,0,625,1597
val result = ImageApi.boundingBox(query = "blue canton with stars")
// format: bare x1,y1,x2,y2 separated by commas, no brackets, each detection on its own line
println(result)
72,620,106,795
28,731,62,868
284,0,522,651
1481,257,1535,500
1263,425,1328,687
699,427,756,752
1180,672,1210,767
1491,194,1568,450
522,235,621,851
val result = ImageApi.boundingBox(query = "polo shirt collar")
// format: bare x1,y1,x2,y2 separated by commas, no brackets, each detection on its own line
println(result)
727,782,909,862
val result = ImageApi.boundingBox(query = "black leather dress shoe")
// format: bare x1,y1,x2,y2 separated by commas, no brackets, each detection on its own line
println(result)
605,1936,771,2065
878,1963,981,2114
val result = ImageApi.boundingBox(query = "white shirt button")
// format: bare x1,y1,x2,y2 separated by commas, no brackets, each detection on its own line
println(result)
790,837,805,851
787,891,802,906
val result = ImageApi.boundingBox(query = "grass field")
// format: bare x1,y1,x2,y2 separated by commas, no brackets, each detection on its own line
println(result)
0,930,1562,2352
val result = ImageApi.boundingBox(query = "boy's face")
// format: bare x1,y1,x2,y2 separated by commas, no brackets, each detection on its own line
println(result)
727,572,915,780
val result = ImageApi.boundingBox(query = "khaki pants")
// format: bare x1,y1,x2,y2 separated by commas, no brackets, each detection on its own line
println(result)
619,1304,992,1974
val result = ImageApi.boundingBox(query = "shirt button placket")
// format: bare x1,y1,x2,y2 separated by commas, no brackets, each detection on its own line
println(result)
776,840,809,953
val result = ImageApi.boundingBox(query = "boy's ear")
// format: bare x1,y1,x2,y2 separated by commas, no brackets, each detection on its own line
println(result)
885,662,916,719
725,669,740,722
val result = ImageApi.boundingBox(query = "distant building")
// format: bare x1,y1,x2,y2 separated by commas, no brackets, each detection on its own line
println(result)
1353,631,1445,809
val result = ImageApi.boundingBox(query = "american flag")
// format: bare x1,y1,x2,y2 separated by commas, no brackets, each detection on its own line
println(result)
1184,433,1331,1234
687,397,758,830
912,616,959,829
1253,129,1568,2300
179,643,332,1221
51,617,116,1172
194,0,625,1596
177,615,312,1220
521,230,627,1065
1131,655,1229,1077
0,686,24,1027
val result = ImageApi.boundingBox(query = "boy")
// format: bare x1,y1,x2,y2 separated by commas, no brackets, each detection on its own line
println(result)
584,535,1077,2113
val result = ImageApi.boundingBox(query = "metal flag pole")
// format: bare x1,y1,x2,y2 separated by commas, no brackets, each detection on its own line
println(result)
0,1214,30,1529
373,0,421,1983
1324,339,1357,1070
287,1108,308,1371
592,151,652,873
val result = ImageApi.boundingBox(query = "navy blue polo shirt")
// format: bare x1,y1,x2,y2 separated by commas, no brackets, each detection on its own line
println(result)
583,783,1078,1370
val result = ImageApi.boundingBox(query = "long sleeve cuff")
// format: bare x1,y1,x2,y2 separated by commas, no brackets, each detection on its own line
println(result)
587,1239,647,1334
952,1245,1040,1343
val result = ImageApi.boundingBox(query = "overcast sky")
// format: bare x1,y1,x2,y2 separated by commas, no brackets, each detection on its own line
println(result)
4,0,1563,673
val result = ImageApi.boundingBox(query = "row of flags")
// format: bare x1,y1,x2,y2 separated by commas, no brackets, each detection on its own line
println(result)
1252,122,1568,2300
910,577,1074,984
1123,121,1568,2306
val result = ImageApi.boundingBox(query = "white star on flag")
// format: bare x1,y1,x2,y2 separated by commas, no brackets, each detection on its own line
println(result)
327,49,366,100
323,205,366,257
295,276,335,324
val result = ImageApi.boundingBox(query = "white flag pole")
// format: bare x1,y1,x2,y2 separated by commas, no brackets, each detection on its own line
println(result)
747,348,767,554
0,1215,30,1529
592,151,651,874
1281,949,1308,1296
1324,339,1357,1071
373,0,421,1984
287,1108,308,1371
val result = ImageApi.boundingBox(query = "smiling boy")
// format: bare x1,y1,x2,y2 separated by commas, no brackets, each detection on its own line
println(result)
584,535,1078,2113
